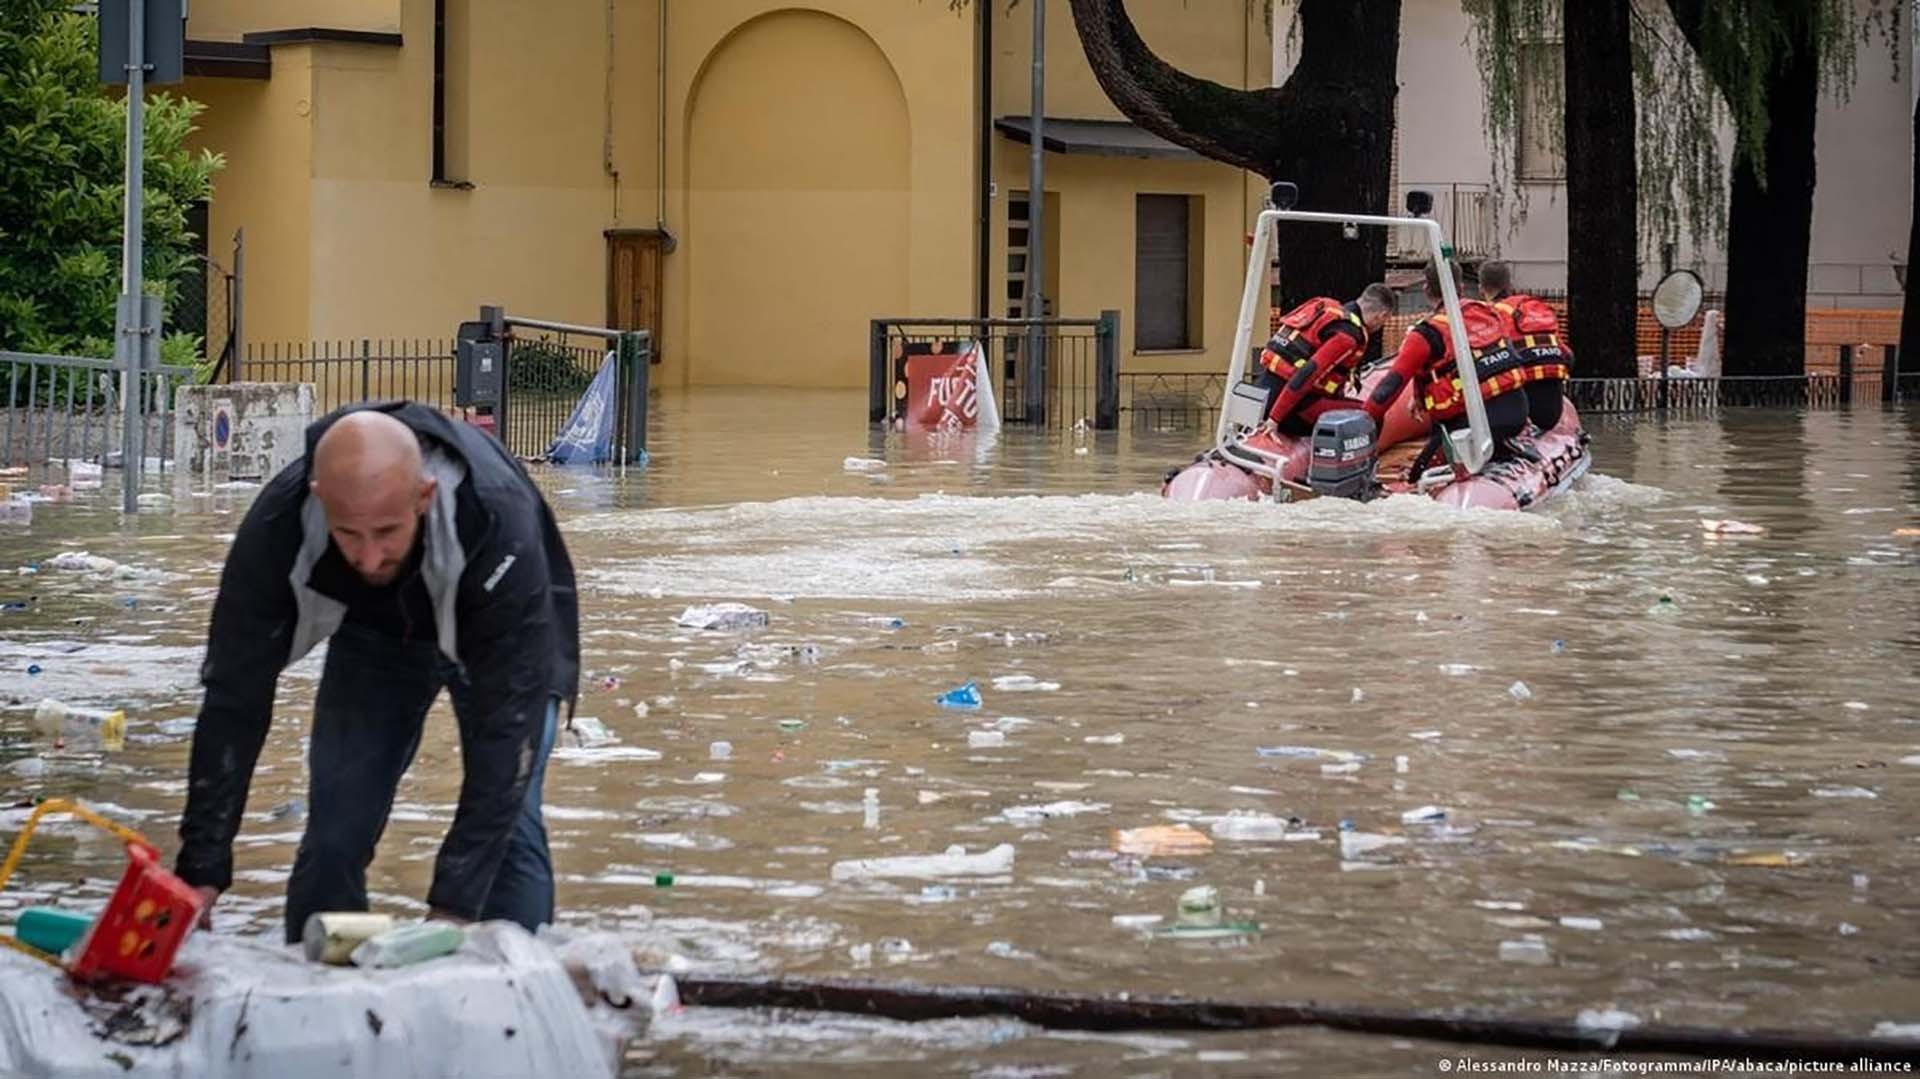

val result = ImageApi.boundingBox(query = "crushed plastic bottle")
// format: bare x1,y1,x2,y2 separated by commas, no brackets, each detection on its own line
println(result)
32,699,125,751
1337,820,1406,860
1175,886,1222,928
708,740,733,760
1508,681,1533,702
1208,812,1291,841
675,603,769,631
966,730,1006,749
1399,805,1447,824
1498,936,1553,966
560,716,617,749
830,843,1015,881
1255,745,1364,764
937,681,983,710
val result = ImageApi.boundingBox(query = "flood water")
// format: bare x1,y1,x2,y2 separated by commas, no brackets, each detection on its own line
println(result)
3,388,1920,1076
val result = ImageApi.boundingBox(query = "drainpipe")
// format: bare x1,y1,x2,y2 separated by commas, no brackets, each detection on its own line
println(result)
976,0,992,320
658,0,669,236
604,0,620,222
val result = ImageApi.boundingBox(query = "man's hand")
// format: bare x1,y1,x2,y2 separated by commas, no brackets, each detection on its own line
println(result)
192,885,219,929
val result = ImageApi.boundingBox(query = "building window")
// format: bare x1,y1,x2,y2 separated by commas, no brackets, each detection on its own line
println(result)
1135,194,1202,351
1517,41,1564,182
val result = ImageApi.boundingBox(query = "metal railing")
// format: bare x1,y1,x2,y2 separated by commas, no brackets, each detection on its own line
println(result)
1119,372,1226,431
1571,349,1914,413
1,351,194,469
1390,183,1498,261
1105,365,1918,432
239,339,458,416
870,314,1118,428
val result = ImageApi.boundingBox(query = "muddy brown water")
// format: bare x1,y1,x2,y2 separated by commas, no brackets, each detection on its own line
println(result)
3,389,1919,1076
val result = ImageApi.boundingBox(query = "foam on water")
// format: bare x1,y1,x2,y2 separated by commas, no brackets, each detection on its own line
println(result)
578,491,1568,600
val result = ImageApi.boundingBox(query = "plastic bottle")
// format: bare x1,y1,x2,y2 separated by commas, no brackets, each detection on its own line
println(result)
303,912,396,965
709,740,733,760
349,921,465,969
1175,886,1222,928
33,699,126,751
862,787,880,830
15,907,94,956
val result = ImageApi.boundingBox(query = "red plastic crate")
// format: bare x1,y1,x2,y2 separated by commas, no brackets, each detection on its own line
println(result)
68,842,204,984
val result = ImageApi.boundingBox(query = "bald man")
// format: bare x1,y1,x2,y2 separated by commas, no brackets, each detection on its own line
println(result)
176,402,579,942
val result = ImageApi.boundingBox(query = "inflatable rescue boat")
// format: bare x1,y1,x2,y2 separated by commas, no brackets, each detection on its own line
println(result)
1160,185,1593,511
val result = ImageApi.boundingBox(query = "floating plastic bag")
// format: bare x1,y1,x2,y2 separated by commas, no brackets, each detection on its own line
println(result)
0,922,632,1079
546,351,619,465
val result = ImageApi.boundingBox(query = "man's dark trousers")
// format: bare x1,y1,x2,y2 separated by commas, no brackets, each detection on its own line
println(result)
282,623,558,943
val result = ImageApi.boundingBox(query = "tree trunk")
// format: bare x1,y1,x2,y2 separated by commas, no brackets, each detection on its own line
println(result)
1671,1,1821,379
1065,0,1401,308
1900,93,1920,394
1561,0,1639,379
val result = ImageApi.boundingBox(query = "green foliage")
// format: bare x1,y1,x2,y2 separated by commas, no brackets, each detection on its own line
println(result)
508,338,598,394
0,0,223,358
1630,3,1730,254
1461,0,1875,260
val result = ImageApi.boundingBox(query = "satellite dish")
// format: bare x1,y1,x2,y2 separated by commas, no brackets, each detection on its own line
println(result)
1651,269,1705,330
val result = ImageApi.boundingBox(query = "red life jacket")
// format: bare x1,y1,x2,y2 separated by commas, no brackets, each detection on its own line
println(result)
1492,293,1572,382
1409,300,1531,421
1259,297,1367,393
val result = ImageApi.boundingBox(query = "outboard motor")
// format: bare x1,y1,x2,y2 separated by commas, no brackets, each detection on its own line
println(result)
1307,409,1378,500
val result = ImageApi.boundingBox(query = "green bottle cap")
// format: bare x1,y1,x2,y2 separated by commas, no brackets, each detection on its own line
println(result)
654,872,674,887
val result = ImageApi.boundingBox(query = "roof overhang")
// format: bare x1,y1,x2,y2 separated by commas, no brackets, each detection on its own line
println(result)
993,117,1201,161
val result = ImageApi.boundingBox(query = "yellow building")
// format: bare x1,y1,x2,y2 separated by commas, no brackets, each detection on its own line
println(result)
178,0,1267,389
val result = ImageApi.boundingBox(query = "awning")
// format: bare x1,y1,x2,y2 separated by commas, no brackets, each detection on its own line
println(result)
993,117,1201,161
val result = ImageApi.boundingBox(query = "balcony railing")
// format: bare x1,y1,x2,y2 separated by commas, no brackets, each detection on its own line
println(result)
1389,182,1498,261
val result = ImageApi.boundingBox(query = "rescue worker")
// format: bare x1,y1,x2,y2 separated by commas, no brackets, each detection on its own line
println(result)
176,404,580,943
1364,261,1532,480
1479,259,1572,433
1257,283,1397,436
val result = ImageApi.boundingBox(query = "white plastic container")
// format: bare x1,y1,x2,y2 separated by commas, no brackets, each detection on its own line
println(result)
32,698,126,751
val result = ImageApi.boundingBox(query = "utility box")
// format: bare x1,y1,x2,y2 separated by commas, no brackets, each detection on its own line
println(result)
455,321,503,407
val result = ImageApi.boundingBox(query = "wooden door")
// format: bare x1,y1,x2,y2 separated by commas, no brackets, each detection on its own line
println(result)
606,230,665,361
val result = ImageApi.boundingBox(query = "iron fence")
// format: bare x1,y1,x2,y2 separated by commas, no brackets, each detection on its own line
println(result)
1104,365,1919,432
1,351,194,469
500,329,614,459
870,314,1118,429
1119,372,1226,432
239,339,458,416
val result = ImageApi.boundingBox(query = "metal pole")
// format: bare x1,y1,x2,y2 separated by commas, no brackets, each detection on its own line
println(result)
231,227,244,380
1024,0,1046,425
118,0,147,513
869,320,889,424
1095,308,1119,430
1658,242,1673,415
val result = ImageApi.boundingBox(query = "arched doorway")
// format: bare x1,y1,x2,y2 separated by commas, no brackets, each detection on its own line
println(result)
686,11,910,387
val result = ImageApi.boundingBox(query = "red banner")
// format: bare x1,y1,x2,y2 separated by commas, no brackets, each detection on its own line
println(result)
904,348,983,431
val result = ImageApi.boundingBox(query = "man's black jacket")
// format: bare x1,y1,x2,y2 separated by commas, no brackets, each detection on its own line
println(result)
175,401,580,918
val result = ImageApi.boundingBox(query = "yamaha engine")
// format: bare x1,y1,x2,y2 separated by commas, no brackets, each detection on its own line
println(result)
1308,410,1378,500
